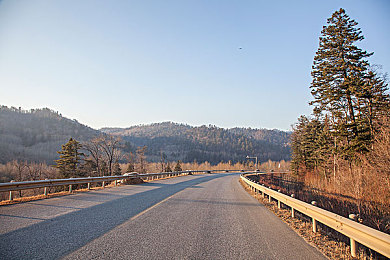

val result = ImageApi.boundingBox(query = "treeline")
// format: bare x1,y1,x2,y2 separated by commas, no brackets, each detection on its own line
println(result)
291,9,390,208
0,151,290,184
54,135,291,179
102,122,291,164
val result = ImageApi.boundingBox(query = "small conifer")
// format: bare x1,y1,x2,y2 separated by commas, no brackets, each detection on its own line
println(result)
174,160,182,172
55,138,84,178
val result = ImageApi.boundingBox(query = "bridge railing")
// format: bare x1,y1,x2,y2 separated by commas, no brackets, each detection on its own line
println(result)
0,169,235,201
240,173,390,258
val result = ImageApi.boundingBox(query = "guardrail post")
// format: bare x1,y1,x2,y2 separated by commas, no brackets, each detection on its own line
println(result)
44,178,48,196
102,181,105,188
311,201,318,232
9,180,15,200
69,184,72,193
278,200,281,209
291,208,295,218
114,180,117,186
350,238,357,257
312,218,317,233
268,194,271,203
349,214,358,257
88,176,91,190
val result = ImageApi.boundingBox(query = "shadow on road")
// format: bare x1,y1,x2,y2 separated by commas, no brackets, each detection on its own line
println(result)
0,174,227,260
0,214,47,221
141,182,172,187
26,202,84,210
168,198,262,207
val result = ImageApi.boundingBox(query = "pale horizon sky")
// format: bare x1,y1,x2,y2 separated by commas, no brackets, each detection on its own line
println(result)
1,0,389,131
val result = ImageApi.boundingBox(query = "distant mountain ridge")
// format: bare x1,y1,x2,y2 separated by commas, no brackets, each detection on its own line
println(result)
101,122,291,164
0,106,291,164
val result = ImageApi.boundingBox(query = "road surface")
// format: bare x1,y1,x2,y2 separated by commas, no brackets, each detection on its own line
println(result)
0,173,326,259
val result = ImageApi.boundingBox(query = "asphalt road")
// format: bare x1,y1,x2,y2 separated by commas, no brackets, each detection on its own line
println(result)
0,173,326,260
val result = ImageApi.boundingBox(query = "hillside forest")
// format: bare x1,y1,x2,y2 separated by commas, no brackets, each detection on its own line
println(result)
102,122,290,164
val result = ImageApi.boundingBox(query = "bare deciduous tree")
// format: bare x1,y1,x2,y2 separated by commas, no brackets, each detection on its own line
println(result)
136,146,147,174
11,160,27,182
83,135,123,176
99,135,122,176
160,151,167,173
83,136,104,176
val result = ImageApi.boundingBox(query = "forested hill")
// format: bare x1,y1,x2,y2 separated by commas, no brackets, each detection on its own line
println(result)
101,122,291,164
0,106,99,163
0,106,291,165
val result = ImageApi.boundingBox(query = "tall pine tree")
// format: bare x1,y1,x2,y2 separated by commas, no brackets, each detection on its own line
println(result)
310,8,389,158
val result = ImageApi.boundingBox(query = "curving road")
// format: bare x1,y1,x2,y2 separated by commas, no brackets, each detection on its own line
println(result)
0,173,326,259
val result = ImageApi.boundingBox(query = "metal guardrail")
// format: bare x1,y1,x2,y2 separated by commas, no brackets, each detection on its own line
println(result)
0,169,235,201
240,173,390,258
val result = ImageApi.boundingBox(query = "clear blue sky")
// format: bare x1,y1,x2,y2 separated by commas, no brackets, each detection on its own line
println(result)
0,0,389,131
